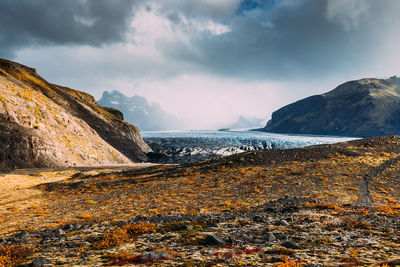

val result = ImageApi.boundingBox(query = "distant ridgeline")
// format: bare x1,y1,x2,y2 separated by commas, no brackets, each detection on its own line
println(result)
263,76,400,137
98,90,180,131
0,58,152,169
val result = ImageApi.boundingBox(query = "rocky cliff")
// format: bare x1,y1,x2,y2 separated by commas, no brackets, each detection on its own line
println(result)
263,76,400,137
0,58,151,169
98,90,180,131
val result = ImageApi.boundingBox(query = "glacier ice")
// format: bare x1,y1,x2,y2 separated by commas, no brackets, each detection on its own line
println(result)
143,130,357,163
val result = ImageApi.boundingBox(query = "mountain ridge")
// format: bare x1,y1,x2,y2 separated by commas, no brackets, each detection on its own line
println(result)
263,76,400,137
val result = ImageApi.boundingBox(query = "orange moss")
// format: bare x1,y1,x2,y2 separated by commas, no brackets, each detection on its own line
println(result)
377,205,400,214
274,258,305,267
93,222,156,249
306,202,341,211
0,244,36,267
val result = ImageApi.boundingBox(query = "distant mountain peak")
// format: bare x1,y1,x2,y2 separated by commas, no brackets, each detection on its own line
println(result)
98,90,180,131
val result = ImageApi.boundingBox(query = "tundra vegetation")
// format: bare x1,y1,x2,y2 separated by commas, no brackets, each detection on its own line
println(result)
0,136,400,265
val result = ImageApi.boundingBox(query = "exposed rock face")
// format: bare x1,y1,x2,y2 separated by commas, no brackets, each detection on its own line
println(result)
98,90,180,131
263,76,400,137
0,58,151,169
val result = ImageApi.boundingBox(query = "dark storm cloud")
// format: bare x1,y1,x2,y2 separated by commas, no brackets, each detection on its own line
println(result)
0,0,138,58
159,0,400,81
6,0,400,84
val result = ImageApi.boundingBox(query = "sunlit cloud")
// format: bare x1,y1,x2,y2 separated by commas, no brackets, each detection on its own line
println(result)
5,0,400,129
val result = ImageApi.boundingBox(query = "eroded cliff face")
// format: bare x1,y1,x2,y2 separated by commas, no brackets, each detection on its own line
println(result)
0,58,151,169
264,76,400,137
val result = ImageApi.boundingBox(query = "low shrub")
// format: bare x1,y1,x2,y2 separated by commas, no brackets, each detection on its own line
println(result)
93,221,157,249
0,244,36,267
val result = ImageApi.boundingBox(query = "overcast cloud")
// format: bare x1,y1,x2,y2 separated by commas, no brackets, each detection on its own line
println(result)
1,0,399,129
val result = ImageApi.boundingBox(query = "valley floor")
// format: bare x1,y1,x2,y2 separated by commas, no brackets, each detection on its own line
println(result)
1,137,400,266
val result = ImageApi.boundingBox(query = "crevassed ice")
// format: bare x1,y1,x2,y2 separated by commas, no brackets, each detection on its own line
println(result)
143,130,356,151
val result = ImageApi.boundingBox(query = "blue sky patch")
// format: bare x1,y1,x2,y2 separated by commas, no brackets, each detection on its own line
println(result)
237,0,278,14
236,0,278,26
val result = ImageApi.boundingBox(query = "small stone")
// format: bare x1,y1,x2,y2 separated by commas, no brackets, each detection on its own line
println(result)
15,231,30,242
78,259,89,265
30,257,52,267
282,241,299,249
265,232,277,242
280,220,290,226
274,232,287,240
204,234,226,246
63,224,75,231
253,215,264,223
191,252,204,261
142,251,172,261
388,259,400,265
54,228,65,236
163,232,180,240
170,224,192,232
145,246,155,252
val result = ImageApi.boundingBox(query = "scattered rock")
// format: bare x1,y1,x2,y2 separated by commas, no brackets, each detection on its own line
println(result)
169,223,193,232
388,259,400,265
54,228,65,236
204,234,226,246
273,232,287,241
15,231,30,242
78,259,89,265
30,257,52,267
279,219,290,226
253,215,264,223
63,224,75,231
265,232,277,242
142,251,172,261
281,241,299,249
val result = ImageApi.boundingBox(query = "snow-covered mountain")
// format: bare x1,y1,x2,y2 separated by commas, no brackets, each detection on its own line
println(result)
98,90,180,131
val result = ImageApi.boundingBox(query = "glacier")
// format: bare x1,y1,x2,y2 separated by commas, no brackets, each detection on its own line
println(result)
143,129,357,163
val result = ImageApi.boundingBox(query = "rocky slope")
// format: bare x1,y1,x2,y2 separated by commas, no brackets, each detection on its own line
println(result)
0,58,151,169
1,136,400,265
263,76,400,137
98,90,180,131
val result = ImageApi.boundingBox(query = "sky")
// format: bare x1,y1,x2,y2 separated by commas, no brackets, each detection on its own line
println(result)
1,0,400,130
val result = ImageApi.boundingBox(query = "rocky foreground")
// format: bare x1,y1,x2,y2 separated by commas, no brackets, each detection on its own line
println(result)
1,136,400,266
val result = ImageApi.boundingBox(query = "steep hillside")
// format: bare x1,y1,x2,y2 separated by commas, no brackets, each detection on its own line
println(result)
263,76,400,137
98,90,180,131
0,58,151,169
